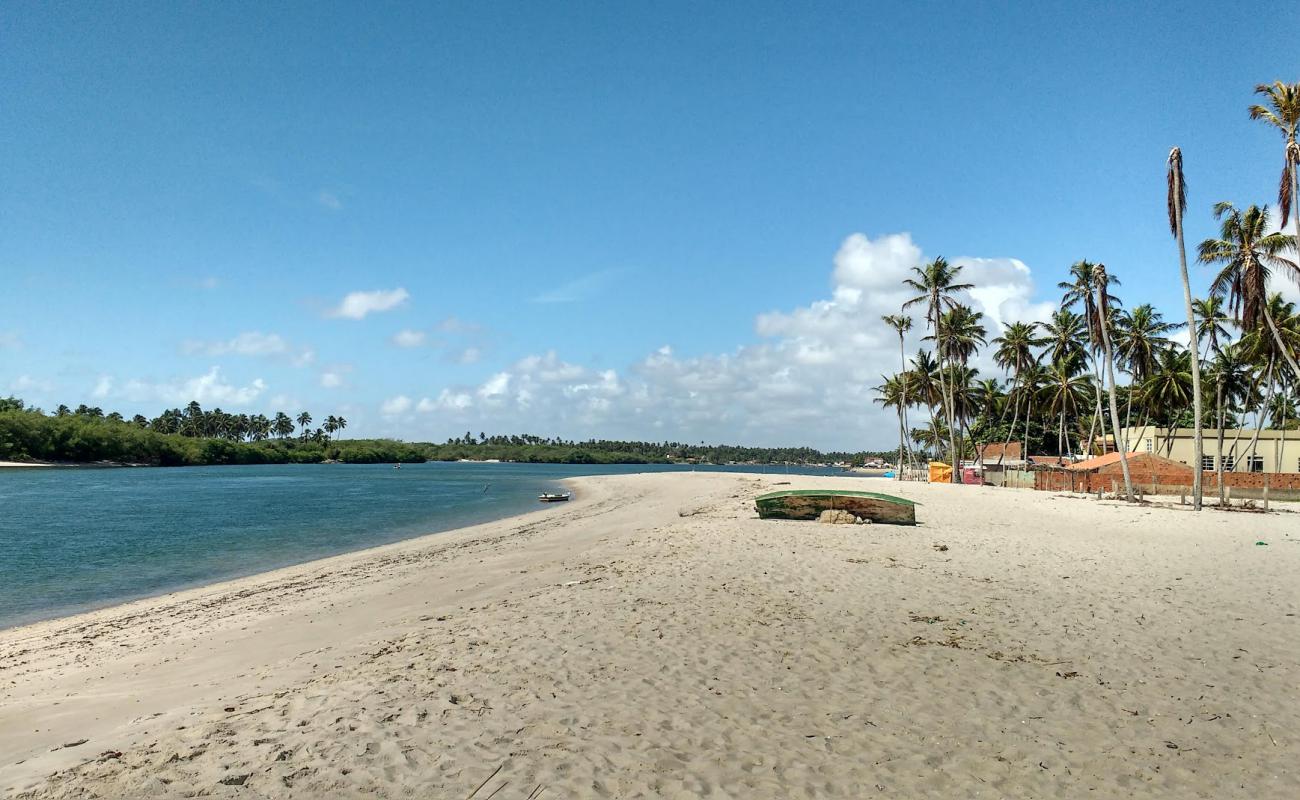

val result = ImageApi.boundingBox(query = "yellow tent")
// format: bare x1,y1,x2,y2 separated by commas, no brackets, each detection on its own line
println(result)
928,461,953,484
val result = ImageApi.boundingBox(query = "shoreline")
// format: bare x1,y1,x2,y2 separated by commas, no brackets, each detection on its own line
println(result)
4,472,1299,798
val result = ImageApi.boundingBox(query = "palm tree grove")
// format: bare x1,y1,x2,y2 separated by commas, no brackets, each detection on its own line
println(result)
873,79,1300,510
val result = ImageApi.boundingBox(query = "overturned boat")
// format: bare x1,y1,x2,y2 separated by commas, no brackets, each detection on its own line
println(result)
755,489,917,525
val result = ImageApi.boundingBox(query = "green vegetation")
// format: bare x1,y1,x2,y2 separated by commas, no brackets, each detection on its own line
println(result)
873,79,1300,510
0,399,423,466
0,401,889,468
419,432,887,466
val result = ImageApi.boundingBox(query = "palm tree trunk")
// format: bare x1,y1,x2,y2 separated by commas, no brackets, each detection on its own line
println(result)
1216,379,1227,504
1262,305,1300,381
999,373,1022,465
1243,371,1276,471
1096,298,1134,501
1173,192,1204,509
898,334,910,478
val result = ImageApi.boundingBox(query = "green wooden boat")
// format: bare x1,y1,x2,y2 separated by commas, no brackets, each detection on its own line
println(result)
754,489,918,525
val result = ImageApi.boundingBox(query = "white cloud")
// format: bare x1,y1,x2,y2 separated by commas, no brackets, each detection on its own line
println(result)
330,288,410,320
453,346,482,364
9,374,53,394
381,395,413,415
392,329,427,348
182,331,288,357
113,367,267,407
397,232,1057,449
320,371,344,388
198,276,220,291
531,269,623,304
0,331,21,350
91,375,113,398
317,190,343,211
437,316,483,334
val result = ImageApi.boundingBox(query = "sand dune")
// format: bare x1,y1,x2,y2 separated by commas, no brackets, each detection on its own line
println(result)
2,472,1299,798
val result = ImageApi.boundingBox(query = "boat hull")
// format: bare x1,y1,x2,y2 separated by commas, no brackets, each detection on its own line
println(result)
754,490,917,525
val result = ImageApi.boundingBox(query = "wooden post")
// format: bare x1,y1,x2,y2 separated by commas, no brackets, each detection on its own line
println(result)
1111,479,1118,496
1225,485,1232,507
1180,489,1186,505
1263,475,1270,512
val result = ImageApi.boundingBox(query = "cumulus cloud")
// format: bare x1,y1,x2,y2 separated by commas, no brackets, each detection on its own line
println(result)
9,374,53,394
395,232,1058,449
108,367,267,407
320,368,349,388
531,269,624,304
381,395,413,415
330,288,409,320
391,329,427,348
181,332,316,366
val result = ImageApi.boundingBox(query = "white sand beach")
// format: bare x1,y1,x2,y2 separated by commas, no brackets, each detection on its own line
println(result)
3,472,1299,798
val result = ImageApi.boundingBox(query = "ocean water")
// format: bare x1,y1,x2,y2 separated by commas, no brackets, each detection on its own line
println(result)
0,462,859,629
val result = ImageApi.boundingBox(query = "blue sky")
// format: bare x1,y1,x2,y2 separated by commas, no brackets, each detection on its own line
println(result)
2,1,1298,449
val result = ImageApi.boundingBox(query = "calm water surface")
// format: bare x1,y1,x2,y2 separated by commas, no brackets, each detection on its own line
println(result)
0,462,860,629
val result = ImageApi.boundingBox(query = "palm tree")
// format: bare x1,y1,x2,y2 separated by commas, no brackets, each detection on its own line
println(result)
873,374,909,474
1042,359,1090,458
1192,296,1233,362
903,257,972,481
991,321,1044,464
1198,201,1300,379
296,411,312,441
1060,260,1120,457
1093,264,1134,500
273,411,294,439
1168,147,1205,508
881,314,914,476
1249,80,1300,260
335,416,347,439
1113,304,1181,439
931,305,987,464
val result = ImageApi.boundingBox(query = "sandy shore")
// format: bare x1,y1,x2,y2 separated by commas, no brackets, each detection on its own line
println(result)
2,472,1299,798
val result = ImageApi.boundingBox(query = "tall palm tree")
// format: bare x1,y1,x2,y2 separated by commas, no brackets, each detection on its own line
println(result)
1060,260,1121,457
1093,264,1134,500
873,374,909,474
1192,296,1233,362
991,321,1044,463
1168,147,1205,508
335,416,347,440
1249,81,1300,258
296,411,313,441
931,304,987,465
881,314,914,476
1113,303,1181,439
1198,201,1300,379
903,257,973,481
1042,359,1090,458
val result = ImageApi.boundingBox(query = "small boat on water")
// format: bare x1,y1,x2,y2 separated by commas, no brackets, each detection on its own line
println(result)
539,491,572,503
755,489,917,525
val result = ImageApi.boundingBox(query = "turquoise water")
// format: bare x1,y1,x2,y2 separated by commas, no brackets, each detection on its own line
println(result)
0,462,857,629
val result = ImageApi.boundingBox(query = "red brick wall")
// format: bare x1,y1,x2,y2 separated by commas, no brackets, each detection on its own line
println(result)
1034,469,1300,493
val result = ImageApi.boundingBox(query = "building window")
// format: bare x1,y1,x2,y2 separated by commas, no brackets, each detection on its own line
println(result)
1247,455,1264,473
1201,455,1215,470
1144,438,1153,453
1223,455,1235,471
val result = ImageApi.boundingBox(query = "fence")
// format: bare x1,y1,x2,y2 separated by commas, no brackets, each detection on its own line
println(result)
1034,469,1300,501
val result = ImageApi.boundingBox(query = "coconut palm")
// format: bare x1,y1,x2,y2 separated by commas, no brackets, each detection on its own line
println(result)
1192,296,1233,361
1113,303,1182,441
903,258,973,480
930,305,987,465
1198,201,1300,379
1249,80,1300,253
873,374,909,473
1060,260,1122,458
1041,359,1091,458
1167,146,1206,508
990,321,1044,463
881,314,914,475
296,411,313,441
1093,264,1134,500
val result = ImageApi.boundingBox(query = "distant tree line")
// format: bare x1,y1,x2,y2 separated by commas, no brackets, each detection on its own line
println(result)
424,431,891,466
0,398,890,467
0,398,419,466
